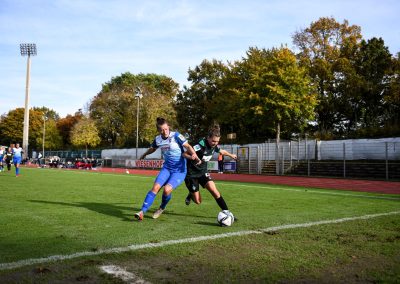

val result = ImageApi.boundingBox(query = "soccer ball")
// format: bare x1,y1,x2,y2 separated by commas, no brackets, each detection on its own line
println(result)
217,210,234,227
126,170,130,174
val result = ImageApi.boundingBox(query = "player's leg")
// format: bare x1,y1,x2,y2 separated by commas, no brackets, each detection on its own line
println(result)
203,178,229,211
153,171,186,219
184,177,201,205
14,158,21,176
134,168,170,221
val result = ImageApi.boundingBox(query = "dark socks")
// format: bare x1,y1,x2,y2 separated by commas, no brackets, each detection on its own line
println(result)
216,196,228,211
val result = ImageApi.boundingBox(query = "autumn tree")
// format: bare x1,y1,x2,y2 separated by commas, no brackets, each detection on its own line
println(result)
293,17,362,138
70,118,101,157
0,108,61,152
89,72,179,148
36,117,63,151
176,59,229,141
57,111,83,148
235,46,317,146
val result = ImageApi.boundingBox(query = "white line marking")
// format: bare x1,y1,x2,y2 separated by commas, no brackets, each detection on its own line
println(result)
218,182,400,201
100,265,151,284
1,211,399,271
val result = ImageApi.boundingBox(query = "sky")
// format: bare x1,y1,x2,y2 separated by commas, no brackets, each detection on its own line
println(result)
1,0,399,118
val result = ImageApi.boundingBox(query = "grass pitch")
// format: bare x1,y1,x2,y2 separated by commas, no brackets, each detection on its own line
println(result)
0,167,399,283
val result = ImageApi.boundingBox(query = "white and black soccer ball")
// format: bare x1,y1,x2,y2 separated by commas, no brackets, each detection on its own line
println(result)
217,210,234,227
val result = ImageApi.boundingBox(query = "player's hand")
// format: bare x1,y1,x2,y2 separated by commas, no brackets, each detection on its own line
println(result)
191,154,201,165
231,154,237,160
195,158,202,165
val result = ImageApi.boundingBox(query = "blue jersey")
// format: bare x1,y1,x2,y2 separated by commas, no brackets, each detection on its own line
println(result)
151,131,187,173
12,147,23,159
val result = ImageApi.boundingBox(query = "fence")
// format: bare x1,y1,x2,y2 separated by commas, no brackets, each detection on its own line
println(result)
38,138,400,180
34,150,102,160
233,138,400,180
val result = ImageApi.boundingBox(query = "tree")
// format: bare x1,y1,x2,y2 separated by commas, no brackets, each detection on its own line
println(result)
236,46,318,144
36,118,63,151
57,111,83,148
356,38,393,132
70,118,101,157
176,59,229,141
0,108,59,152
0,108,26,146
293,17,362,138
89,72,179,148
383,52,400,136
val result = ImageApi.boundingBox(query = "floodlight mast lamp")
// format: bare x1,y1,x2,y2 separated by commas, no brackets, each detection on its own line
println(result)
20,43,37,159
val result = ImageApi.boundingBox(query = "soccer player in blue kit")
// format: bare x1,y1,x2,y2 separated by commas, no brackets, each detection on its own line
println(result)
12,143,23,177
134,117,199,221
0,146,5,172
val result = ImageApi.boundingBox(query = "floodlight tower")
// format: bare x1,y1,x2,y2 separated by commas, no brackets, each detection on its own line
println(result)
20,43,37,159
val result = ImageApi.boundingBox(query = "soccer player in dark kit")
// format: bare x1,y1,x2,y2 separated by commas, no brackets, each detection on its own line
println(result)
183,124,237,213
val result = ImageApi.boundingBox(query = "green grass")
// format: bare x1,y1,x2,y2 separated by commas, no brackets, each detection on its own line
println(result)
0,167,399,283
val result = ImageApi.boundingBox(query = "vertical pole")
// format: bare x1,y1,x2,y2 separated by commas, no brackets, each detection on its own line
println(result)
289,141,292,168
343,143,346,178
248,147,251,174
281,146,284,175
22,55,31,159
305,134,308,160
42,116,45,159
298,137,300,164
136,97,139,159
385,142,389,180
276,140,280,175
307,144,310,176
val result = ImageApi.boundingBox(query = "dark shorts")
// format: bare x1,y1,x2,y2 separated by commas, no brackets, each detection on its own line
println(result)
185,173,213,193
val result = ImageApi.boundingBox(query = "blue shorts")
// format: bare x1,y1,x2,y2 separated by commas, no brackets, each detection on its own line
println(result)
155,167,186,189
13,157,21,165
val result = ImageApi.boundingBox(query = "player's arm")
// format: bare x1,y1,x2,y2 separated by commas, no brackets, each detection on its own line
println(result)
139,147,156,160
182,149,202,165
182,142,200,162
220,149,237,160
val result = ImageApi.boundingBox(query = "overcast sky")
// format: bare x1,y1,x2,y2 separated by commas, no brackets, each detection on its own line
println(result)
1,0,399,117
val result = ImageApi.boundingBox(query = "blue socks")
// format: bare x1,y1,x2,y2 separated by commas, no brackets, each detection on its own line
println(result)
140,191,173,212
141,191,156,213
16,167,20,175
160,194,172,209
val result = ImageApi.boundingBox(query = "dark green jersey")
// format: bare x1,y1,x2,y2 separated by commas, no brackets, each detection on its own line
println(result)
187,138,220,178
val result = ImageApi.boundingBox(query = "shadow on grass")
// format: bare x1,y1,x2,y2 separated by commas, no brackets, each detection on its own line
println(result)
194,221,220,227
28,200,216,224
29,199,135,222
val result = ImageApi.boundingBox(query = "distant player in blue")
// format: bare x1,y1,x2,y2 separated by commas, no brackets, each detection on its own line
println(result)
0,146,5,172
134,117,199,221
12,143,23,177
